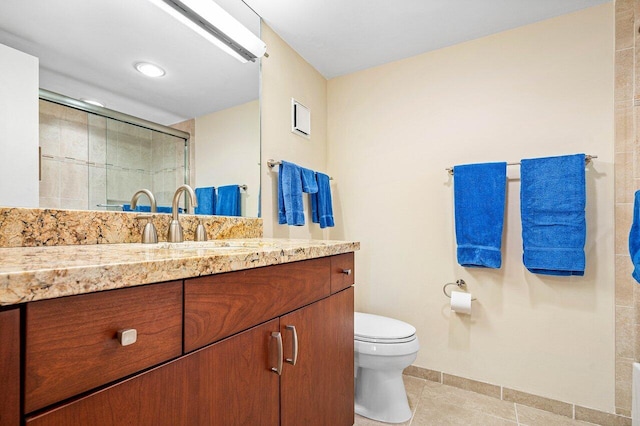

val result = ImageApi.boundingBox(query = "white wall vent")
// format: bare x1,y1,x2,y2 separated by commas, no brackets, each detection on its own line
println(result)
291,98,311,139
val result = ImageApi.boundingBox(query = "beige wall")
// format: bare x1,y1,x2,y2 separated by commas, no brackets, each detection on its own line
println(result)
327,4,615,412
195,100,260,217
0,43,38,208
260,24,328,237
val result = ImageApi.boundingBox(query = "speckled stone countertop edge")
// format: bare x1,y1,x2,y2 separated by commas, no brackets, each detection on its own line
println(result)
0,239,360,306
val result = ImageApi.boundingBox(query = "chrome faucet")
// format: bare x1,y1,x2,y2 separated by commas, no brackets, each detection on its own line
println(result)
131,189,158,244
168,184,198,243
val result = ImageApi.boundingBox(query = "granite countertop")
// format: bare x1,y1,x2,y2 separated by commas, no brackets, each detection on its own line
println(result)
0,238,360,306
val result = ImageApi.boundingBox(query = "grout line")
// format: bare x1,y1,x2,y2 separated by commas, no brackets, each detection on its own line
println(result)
572,404,575,420
514,402,520,425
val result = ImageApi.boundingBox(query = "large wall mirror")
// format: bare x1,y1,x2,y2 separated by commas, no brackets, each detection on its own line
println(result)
0,0,261,217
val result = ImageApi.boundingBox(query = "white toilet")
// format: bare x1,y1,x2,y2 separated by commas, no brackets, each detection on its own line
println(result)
354,312,420,423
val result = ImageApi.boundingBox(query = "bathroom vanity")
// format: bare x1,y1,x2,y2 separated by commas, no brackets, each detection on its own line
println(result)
0,239,358,425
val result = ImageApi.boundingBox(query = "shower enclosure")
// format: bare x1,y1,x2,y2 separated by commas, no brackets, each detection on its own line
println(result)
38,90,189,211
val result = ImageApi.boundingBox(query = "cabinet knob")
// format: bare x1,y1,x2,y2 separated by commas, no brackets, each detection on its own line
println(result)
117,329,137,346
342,269,352,276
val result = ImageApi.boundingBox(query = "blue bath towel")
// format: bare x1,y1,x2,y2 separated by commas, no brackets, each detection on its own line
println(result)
453,162,507,268
278,161,305,226
311,172,334,228
629,191,640,283
194,187,215,215
301,167,318,194
215,185,241,216
520,154,586,276
123,204,177,213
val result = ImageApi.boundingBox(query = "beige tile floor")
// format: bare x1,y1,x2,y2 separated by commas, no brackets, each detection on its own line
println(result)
354,376,599,426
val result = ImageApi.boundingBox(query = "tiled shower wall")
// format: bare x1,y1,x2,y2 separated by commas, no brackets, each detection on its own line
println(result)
38,101,186,210
615,0,638,416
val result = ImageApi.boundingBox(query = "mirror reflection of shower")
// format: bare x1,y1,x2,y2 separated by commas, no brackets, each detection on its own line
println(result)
38,94,188,212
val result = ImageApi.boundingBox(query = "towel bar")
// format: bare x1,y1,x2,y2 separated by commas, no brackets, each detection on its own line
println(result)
266,159,334,180
445,154,597,175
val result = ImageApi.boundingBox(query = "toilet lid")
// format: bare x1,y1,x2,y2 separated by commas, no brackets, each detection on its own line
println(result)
354,312,416,344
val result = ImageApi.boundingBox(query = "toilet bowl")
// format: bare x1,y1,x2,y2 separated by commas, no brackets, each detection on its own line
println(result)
354,312,420,424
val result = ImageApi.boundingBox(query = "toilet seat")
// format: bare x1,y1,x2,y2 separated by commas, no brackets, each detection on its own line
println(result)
355,312,416,344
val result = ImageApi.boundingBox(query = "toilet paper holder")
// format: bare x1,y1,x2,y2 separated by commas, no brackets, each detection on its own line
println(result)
442,279,477,301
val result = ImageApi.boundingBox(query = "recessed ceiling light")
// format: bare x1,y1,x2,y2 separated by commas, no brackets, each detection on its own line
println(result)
81,98,105,108
135,62,166,78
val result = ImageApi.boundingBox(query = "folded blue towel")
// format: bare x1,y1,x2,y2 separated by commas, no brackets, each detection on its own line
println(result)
278,161,305,226
521,154,586,276
311,172,334,228
629,191,640,283
215,185,241,216
301,167,318,194
194,187,215,215
453,162,507,268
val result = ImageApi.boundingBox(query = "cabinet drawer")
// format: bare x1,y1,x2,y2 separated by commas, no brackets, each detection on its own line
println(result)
25,281,183,413
330,253,355,293
185,257,331,352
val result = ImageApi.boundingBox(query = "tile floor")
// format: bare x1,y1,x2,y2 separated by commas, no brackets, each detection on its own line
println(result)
354,376,600,426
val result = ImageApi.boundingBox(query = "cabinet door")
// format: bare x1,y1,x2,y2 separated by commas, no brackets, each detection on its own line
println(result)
186,319,280,425
0,308,20,426
280,287,354,426
25,355,190,426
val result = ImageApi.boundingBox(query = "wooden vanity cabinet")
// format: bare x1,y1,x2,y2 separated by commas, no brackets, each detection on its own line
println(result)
22,254,355,426
0,308,20,426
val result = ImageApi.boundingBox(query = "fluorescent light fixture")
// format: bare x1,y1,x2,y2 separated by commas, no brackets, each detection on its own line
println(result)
147,0,266,63
135,62,166,77
80,98,105,108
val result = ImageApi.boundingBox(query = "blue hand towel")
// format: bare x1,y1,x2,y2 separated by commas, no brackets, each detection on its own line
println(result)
453,162,507,268
301,167,318,194
194,187,215,215
215,185,241,216
521,154,586,276
629,191,640,283
123,204,177,213
311,172,334,228
278,161,305,226
122,204,151,212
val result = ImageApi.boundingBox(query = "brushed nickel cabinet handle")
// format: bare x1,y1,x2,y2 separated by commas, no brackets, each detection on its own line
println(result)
117,329,137,346
342,269,352,275
285,325,298,365
271,332,283,375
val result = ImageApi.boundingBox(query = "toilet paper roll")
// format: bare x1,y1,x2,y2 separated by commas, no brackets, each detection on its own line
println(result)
451,290,472,315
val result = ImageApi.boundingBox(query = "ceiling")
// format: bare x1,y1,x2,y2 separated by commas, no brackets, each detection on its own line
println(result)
245,0,611,79
0,0,260,125
0,0,611,125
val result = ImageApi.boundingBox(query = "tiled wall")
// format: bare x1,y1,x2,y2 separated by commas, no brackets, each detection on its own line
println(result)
615,0,637,416
39,100,91,209
39,101,187,210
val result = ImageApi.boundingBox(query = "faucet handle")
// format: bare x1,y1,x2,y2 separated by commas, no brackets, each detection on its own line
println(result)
134,215,158,244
